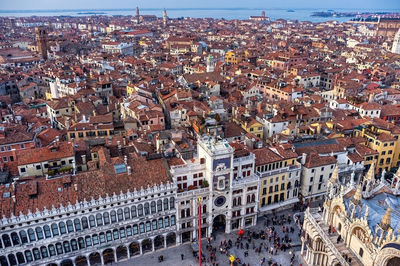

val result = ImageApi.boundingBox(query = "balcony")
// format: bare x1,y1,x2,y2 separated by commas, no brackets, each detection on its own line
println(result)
256,164,301,178
232,175,259,186
177,187,209,197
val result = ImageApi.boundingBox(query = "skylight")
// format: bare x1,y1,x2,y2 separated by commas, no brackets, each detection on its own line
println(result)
114,164,127,174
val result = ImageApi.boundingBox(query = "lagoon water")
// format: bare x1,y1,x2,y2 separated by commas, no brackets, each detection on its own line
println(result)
0,8,399,22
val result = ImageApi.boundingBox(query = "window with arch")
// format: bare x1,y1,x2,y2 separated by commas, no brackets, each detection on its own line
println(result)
51,224,59,236
113,229,119,240
43,225,51,238
170,197,175,209
152,219,157,230
99,233,106,244
164,198,169,210
110,211,117,223
66,220,74,233
120,227,125,238
71,239,78,251
131,206,137,217
124,207,130,219
139,223,145,233
19,230,28,244
96,213,103,226
104,212,110,225
92,234,99,245
2,234,11,247
171,215,176,226
126,226,133,237
63,241,71,253
157,200,162,212
133,225,139,235
11,232,20,245
59,222,67,235
28,228,36,242
251,194,255,203
165,217,169,227
74,218,81,231
138,204,144,216
78,238,85,249
36,227,44,240
238,197,242,205
146,221,151,232
48,245,56,257
7,254,17,265
32,248,41,260
144,203,150,215
40,246,48,258
25,250,33,262
233,198,237,206
85,236,92,246
106,231,112,242
203,204,207,213
55,243,63,255
81,217,88,229
16,252,25,264
158,218,164,229
151,201,156,213
89,215,96,227
117,209,124,221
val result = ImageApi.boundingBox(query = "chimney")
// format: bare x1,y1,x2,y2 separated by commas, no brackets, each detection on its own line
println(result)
124,155,127,165
81,154,86,164
127,166,132,175
123,136,126,146
301,153,307,165
117,141,121,150
55,136,60,146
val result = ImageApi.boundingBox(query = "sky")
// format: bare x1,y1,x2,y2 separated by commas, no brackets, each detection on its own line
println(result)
0,0,399,10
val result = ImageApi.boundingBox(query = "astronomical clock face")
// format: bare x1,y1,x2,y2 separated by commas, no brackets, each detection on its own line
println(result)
214,196,226,207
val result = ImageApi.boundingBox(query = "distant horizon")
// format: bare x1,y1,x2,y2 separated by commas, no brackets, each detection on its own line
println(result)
1,7,400,12
0,0,399,12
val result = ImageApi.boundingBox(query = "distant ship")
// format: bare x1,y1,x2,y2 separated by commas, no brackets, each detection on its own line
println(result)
287,9,295,12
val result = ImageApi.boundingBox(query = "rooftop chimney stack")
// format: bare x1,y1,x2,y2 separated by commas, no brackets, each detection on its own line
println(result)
127,166,132,175
81,154,86,164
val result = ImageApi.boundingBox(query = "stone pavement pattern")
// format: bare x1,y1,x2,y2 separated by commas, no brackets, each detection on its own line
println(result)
117,209,305,266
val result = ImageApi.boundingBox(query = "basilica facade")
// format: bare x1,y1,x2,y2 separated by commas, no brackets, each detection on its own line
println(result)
301,164,400,266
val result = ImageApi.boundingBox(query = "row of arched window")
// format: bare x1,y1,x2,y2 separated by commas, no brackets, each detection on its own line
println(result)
1,197,175,249
0,215,176,265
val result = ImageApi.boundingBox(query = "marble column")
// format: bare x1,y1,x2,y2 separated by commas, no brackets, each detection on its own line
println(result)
127,245,131,258
113,248,118,262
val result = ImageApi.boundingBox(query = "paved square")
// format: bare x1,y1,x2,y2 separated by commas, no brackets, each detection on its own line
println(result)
117,209,304,266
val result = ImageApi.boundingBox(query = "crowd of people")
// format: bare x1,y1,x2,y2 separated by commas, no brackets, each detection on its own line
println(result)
192,212,304,266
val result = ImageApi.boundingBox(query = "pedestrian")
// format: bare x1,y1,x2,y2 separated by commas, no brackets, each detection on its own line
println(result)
332,227,335,234
328,225,331,234
181,254,184,260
